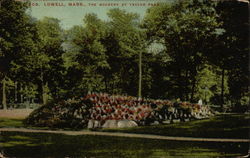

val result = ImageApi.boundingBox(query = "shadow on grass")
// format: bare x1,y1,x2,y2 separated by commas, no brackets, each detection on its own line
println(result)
101,114,250,139
1,131,249,158
1,114,249,139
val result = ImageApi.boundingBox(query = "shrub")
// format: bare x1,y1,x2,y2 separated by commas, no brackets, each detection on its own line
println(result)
24,97,92,129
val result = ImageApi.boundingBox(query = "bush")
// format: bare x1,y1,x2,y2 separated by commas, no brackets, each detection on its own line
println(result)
24,97,93,129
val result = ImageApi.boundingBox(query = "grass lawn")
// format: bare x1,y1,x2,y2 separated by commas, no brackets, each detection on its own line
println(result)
1,114,249,139
0,118,24,128
0,131,249,158
0,114,249,157
100,114,250,139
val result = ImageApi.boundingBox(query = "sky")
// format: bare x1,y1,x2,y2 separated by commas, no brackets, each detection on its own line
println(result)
28,0,168,30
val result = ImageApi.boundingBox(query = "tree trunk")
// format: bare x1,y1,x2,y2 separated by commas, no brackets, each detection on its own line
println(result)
221,68,225,109
178,69,183,101
41,70,48,105
2,76,7,109
190,77,196,103
25,85,30,109
185,69,189,101
138,51,142,98
14,81,17,103
42,82,48,105
20,83,24,103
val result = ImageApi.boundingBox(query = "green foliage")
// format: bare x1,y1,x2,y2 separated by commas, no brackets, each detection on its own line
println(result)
195,64,229,104
35,17,65,100
63,9,146,97
19,83,38,99
215,1,249,107
0,0,248,112
143,0,223,101
103,9,146,96
0,0,38,108
63,14,109,95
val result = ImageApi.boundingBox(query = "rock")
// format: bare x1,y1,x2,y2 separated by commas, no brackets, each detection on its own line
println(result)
163,120,171,124
150,121,159,125
87,120,94,129
172,119,180,123
87,120,101,129
195,114,202,119
94,120,101,128
117,120,138,128
102,120,118,128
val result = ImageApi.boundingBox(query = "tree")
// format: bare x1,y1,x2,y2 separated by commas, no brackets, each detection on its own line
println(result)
0,0,37,109
63,14,109,96
143,0,223,102
194,63,229,105
35,17,65,104
103,8,146,96
214,1,249,108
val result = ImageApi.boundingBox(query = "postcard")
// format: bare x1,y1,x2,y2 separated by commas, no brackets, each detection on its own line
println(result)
0,0,249,157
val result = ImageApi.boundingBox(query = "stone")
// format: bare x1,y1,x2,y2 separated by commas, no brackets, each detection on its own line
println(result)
117,120,138,128
163,120,171,124
150,121,159,125
198,99,203,105
87,120,94,129
172,119,180,123
94,120,101,128
102,120,118,128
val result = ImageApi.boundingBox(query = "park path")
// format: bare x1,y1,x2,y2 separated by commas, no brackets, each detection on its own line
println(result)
0,109,33,119
0,127,249,143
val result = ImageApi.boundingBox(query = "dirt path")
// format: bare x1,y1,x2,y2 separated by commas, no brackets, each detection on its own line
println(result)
0,109,33,119
0,127,249,143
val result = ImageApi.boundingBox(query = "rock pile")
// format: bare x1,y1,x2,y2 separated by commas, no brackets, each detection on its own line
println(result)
85,92,215,129
25,92,215,129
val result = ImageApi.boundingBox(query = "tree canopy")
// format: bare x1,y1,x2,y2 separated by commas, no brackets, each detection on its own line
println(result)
0,0,248,111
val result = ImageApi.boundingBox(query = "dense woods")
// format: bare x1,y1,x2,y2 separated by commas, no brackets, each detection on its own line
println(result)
0,0,249,111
